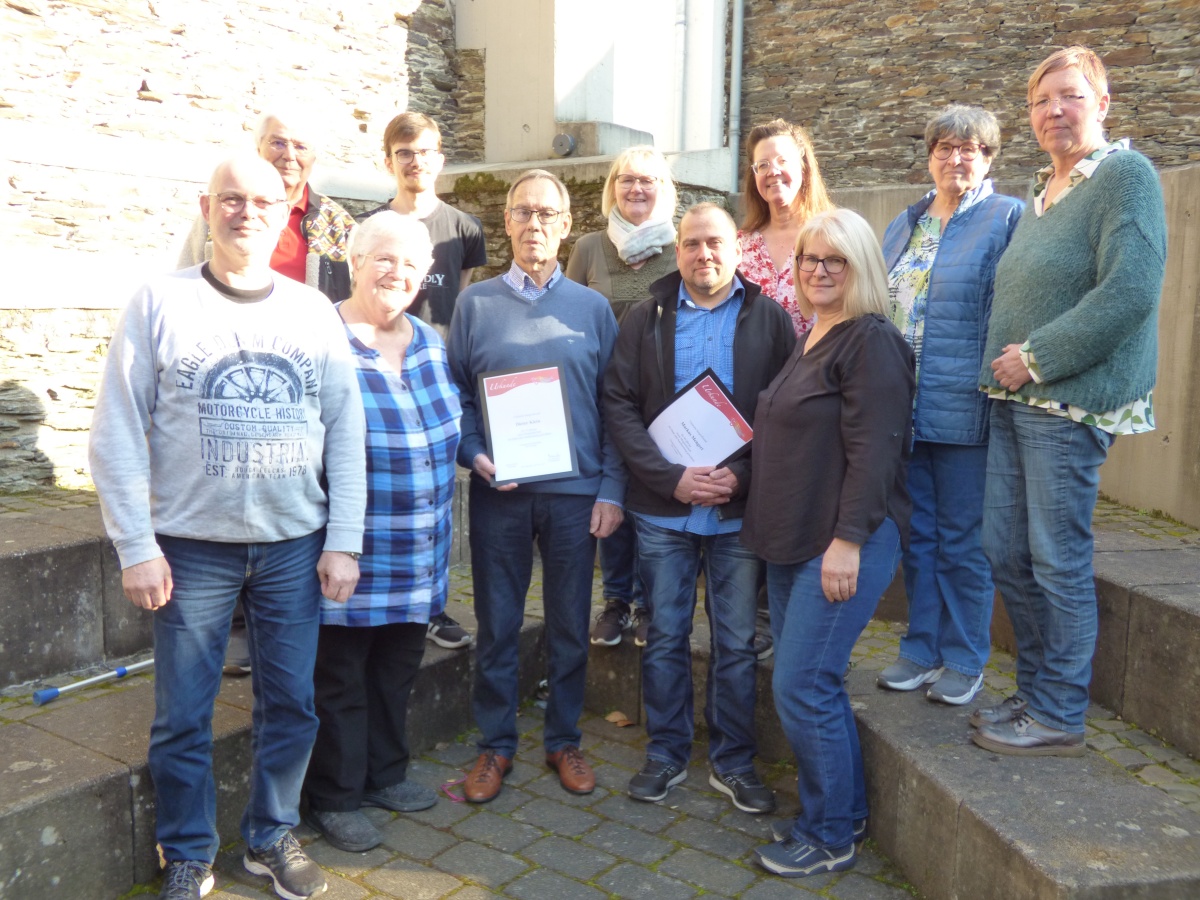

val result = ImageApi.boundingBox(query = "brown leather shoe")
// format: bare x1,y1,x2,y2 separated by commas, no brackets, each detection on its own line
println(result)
464,750,511,803
545,745,595,794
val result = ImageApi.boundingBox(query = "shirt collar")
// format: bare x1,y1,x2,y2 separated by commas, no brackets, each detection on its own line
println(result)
1034,137,1130,193
677,275,745,310
503,260,562,294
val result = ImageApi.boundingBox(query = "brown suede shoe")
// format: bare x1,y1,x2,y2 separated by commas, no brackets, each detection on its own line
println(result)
545,745,595,794
464,750,512,803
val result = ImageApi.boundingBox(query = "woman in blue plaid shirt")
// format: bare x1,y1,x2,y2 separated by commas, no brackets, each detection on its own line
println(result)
303,212,462,853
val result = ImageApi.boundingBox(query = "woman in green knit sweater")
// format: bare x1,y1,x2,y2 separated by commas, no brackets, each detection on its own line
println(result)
971,47,1167,756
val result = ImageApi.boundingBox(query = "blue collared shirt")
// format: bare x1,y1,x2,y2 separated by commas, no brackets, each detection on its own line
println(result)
641,277,745,536
502,260,563,302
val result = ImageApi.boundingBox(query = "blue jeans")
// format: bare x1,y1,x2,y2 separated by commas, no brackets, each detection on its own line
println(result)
634,516,761,774
769,519,901,850
598,515,645,610
981,401,1114,733
151,530,324,863
899,441,993,676
468,480,596,757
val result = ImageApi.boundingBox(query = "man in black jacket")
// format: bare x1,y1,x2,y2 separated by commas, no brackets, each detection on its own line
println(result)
603,203,795,811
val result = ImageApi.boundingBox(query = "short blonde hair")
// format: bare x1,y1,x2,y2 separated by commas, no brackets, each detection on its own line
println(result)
600,146,678,220
793,210,889,321
348,211,433,285
1027,46,1109,106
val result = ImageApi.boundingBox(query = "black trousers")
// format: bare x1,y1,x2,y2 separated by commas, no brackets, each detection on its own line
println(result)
304,621,426,811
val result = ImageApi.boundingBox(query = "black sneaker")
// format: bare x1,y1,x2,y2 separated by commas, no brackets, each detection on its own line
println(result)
708,770,776,813
628,758,687,801
772,817,867,850
427,612,472,649
159,860,214,899
244,832,327,900
589,600,630,646
632,606,650,647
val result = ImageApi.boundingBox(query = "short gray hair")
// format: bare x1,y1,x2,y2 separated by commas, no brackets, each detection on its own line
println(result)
348,211,433,280
506,169,571,214
253,109,319,152
923,105,1001,158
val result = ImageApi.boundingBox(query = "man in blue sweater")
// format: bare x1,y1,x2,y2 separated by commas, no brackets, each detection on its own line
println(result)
447,169,626,803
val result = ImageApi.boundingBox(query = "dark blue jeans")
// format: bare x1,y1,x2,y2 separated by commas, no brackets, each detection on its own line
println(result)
981,401,1114,733
634,516,761,774
598,515,646,610
768,519,901,850
899,441,993,677
151,530,323,863
468,480,596,757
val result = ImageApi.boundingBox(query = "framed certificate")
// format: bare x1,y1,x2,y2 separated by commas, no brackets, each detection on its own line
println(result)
647,368,752,468
478,363,579,486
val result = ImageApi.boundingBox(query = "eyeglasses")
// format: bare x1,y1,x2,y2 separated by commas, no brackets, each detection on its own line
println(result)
1029,94,1089,113
207,192,287,213
369,255,419,274
392,148,441,163
616,175,658,189
507,207,563,224
931,142,988,161
750,156,795,175
266,138,312,157
796,254,848,274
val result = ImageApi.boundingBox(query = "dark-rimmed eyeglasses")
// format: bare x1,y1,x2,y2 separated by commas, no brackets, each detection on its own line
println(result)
392,148,441,163
931,142,987,161
207,192,287,213
507,207,563,224
796,254,848,274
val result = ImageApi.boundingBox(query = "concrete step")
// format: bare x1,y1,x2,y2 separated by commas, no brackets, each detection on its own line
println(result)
0,591,541,900
584,616,1200,900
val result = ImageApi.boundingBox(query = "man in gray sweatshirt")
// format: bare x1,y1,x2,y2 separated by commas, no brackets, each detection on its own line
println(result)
89,155,366,900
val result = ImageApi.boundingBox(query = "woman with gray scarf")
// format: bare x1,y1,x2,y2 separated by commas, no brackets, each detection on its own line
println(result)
566,145,678,648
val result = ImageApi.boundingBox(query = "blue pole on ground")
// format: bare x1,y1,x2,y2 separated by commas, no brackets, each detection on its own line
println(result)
32,658,155,706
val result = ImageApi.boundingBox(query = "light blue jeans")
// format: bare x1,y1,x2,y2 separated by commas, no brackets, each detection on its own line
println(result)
151,530,323,862
898,441,993,677
981,401,1114,733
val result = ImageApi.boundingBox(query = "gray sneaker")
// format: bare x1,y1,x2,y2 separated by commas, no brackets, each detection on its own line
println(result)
968,695,1027,728
927,670,984,706
244,831,326,899
302,808,381,853
362,780,437,812
159,860,214,899
971,710,1085,757
877,658,943,691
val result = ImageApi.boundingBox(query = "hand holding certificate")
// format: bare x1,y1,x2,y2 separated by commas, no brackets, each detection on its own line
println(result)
647,369,752,468
478,364,579,486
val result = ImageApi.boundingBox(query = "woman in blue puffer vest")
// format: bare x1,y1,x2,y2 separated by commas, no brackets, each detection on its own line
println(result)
876,104,1023,707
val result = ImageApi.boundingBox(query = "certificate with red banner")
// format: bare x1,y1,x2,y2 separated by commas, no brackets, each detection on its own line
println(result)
647,369,752,468
478,363,579,486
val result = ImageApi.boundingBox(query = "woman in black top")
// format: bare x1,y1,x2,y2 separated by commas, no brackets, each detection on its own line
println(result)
743,209,914,879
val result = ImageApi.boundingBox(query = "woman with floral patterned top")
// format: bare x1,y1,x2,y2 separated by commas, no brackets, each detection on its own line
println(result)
973,47,1166,756
738,119,835,336
876,105,1023,710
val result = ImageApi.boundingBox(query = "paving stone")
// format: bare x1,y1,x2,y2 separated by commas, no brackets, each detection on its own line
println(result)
1123,729,1161,747
664,818,758,857
588,738,649,769
591,761,637,794
741,872,835,896
364,858,463,899
1105,746,1153,770
447,887,501,900
1160,783,1200,804
593,793,681,832
596,861,698,899
377,818,459,860
826,873,917,899
581,713,651,745
404,797,476,828
452,810,542,853
432,841,528,887
716,807,779,841
1137,764,1183,786
657,784,729,821
503,867,606,900
1086,732,1123,753
1167,757,1200,779
522,834,615,880
304,840,397,878
581,821,673,865
508,796,600,836
659,847,757,895
429,740,487,767
475,783,536,814
1090,718,1131,733
1141,744,1187,765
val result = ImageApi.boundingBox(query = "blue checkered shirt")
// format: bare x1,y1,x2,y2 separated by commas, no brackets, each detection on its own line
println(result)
320,314,462,626
641,278,745,536
502,260,563,301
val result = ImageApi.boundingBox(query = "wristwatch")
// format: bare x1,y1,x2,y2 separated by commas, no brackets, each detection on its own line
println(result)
340,551,362,560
